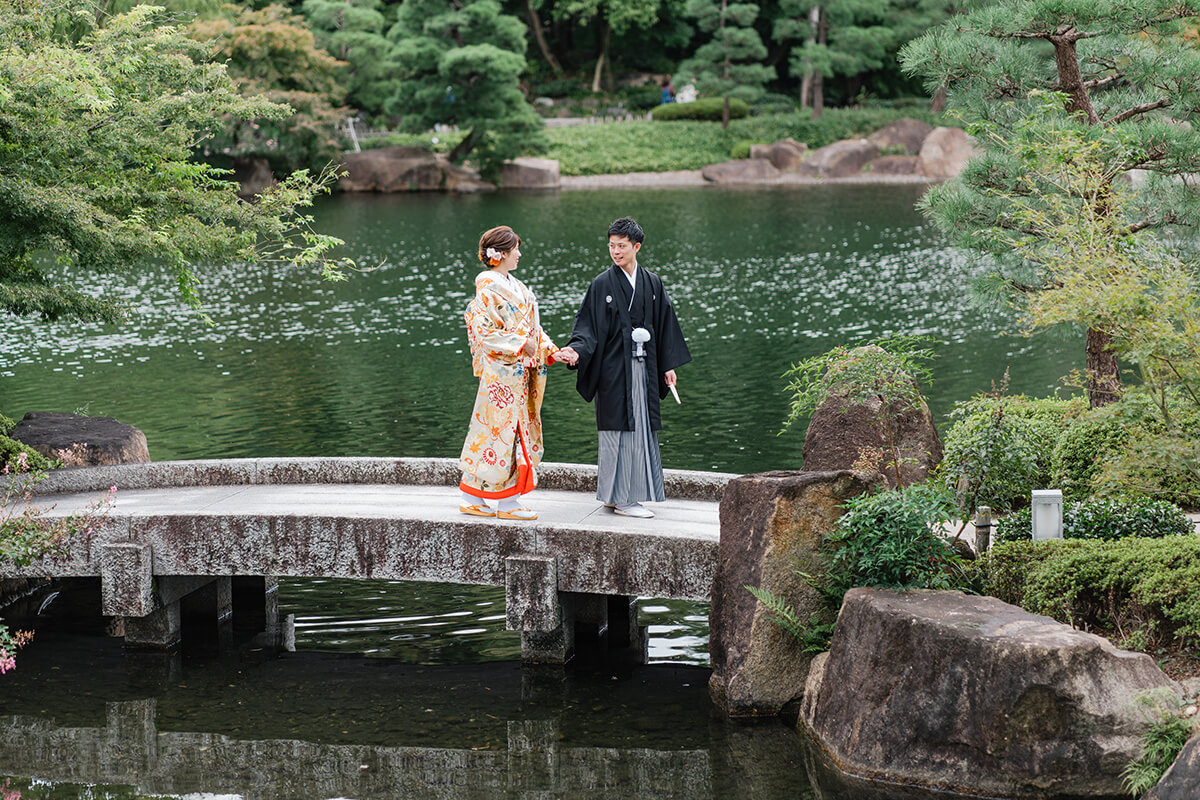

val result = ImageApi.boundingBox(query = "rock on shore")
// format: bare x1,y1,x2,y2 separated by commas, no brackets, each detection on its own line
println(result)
802,588,1182,799
339,146,495,193
11,412,149,466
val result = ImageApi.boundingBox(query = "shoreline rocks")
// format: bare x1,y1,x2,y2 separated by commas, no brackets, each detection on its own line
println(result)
802,588,1182,799
339,146,495,193
11,412,149,466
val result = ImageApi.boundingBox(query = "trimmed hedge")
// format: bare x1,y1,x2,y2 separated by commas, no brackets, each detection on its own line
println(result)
1050,412,1129,500
994,497,1194,543
976,536,1200,650
651,97,750,121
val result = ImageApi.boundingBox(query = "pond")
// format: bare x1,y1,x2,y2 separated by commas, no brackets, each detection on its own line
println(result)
0,185,1084,799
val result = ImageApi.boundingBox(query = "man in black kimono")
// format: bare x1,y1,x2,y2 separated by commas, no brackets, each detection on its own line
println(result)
555,217,690,518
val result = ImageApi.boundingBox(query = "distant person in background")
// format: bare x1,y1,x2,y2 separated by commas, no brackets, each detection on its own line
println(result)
556,217,690,519
458,225,567,521
660,78,675,104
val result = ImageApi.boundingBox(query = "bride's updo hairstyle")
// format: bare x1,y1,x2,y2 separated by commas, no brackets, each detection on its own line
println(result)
478,225,522,267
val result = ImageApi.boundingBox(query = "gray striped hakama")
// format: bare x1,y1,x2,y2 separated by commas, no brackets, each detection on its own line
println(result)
597,356,665,505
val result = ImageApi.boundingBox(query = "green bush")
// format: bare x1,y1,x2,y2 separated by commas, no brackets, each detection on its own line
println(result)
651,97,750,121
0,413,14,435
624,86,663,111
752,93,796,115
823,484,966,600
535,78,582,98
976,536,1200,650
937,394,1086,513
0,434,52,473
994,497,1194,543
360,131,461,153
1051,411,1129,500
730,140,763,159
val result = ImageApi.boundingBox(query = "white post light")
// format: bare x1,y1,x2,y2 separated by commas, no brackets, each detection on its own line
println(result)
1031,490,1064,541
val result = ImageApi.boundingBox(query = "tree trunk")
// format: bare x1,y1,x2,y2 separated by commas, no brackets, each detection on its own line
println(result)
525,0,564,76
930,85,947,113
591,17,610,93
1086,328,1121,408
811,7,827,120
1050,32,1118,405
721,0,730,130
800,72,812,109
449,127,480,164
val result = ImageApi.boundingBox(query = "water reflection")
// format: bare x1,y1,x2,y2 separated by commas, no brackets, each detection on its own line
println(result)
0,632,816,800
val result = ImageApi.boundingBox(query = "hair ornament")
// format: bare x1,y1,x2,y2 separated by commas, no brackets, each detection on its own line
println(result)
481,246,504,267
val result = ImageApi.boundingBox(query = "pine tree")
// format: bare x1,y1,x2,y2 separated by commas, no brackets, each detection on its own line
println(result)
301,0,398,116
386,0,545,171
902,0,1200,407
675,0,773,128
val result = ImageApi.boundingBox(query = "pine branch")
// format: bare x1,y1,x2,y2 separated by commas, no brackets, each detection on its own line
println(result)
1082,74,1120,90
1105,99,1170,126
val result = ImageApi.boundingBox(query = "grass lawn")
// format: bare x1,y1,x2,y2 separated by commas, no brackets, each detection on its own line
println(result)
544,107,948,176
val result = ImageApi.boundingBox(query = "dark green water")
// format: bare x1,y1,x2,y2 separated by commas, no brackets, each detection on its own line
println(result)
0,187,1083,799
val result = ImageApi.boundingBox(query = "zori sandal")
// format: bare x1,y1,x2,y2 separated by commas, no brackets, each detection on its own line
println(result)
497,508,538,520
459,503,496,517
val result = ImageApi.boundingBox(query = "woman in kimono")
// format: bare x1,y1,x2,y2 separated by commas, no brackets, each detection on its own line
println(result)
458,226,574,520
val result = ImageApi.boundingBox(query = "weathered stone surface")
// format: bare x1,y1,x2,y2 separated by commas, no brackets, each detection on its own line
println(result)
803,588,1182,799
101,542,153,617
749,138,808,172
800,346,943,488
917,126,979,180
1143,731,1200,800
505,555,560,632
795,139,880,178
701,158,781,183
232,157,276,197
867,117,934,155
338,147,496,193
12,412,149,465
11,457,734,502
708,470,882,716
497,157,561,189
863,155,919,175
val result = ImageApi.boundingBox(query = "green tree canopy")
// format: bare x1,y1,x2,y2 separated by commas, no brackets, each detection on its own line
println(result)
301,0,398,116
902,0,1200,406
0,0,349,324
675,0,773,127
386,0,545,171
188,4,351,173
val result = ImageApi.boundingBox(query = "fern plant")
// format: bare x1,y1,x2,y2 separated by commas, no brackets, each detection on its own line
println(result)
1122,706,1196,796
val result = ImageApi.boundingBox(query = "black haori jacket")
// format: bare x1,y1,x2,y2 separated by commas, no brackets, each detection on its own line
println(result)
567,263,691,431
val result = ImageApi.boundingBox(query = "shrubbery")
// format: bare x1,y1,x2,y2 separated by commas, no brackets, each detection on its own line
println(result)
651,97,750,121
937,394,1085,512
994,497,1193,543
535,78,583,98
1050,411,1129,500
975,536,1200,651
623,86,663,111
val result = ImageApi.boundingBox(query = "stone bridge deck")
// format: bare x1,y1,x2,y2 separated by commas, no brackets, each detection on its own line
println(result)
7,457,730,663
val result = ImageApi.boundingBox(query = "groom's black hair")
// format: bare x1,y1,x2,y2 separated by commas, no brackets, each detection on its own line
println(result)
608,216,645,244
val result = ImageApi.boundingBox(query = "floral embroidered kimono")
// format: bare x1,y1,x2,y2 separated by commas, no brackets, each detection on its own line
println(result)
459,270,557,500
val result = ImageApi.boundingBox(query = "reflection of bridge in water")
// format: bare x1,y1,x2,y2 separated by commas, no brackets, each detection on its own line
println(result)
8,458,727,664
1,701,712,799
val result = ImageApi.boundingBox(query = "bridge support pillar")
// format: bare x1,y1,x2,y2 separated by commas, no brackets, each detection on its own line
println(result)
121,576,228,650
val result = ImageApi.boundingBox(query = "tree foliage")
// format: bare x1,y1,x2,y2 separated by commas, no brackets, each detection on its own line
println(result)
188,3,351,172
901,0,1200,406
386,0,545,170
301,0,397,116
0,0,350,324
675,0,772,127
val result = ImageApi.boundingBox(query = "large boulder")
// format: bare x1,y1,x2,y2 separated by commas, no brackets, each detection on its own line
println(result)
917,127,980,180
339,147,495,193
708,470,882,716
497,157,561,190
803,588,1183,799
232,157,276,197
795,139,880,178
11,412,150,465
867,117,934,155
863,155,919,176
749,138,808,172
800,345,943,488
701,158,781,183
1143,731,1200,800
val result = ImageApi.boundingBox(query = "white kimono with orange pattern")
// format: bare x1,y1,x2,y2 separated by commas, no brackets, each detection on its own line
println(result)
459,270,558,500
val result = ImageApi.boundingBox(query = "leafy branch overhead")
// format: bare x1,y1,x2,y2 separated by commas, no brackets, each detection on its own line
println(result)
0,0,354,324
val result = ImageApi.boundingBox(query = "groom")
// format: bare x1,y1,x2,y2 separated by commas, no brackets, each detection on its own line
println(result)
555,217,691,518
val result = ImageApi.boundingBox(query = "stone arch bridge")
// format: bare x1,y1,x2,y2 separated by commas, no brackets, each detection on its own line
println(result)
7,457,728,665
